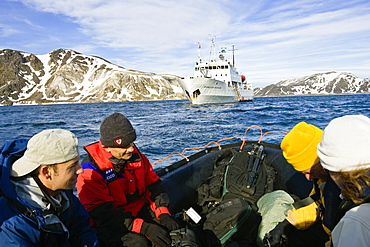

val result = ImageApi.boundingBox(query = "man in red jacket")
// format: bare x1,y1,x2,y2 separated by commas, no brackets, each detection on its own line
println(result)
77,112,179,247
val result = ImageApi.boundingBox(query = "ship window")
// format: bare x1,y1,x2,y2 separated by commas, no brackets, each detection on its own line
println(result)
225,65,228,69
221,66,224,69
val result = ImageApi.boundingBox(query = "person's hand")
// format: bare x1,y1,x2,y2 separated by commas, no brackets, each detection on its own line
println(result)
140,222,171,247
263,219,292,247
159,213,179,231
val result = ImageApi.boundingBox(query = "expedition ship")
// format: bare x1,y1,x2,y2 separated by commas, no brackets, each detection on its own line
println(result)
178,37,253,105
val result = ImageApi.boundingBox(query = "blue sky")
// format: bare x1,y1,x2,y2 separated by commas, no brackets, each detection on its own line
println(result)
1,0,370,88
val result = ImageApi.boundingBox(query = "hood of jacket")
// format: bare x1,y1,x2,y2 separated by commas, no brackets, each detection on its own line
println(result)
0,139,29,201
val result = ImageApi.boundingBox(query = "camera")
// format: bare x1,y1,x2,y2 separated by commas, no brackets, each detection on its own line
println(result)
169,228,198,247
263,232,287,247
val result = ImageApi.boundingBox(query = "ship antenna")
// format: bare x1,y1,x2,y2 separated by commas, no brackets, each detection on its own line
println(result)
195,41,202,63
208,35,219,62
231,45,238,67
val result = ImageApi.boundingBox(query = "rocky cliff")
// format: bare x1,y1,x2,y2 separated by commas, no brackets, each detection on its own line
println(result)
254,71,370,97
0,49,185,105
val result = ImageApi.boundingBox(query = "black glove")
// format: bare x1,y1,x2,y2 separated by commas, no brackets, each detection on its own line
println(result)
263,219,292,247
140,222,171,247
159,213,179,231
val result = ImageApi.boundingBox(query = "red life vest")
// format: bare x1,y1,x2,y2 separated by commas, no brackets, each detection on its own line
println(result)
81,142,160,216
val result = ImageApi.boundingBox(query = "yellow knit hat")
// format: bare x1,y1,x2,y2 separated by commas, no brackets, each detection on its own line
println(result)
281,122,323,171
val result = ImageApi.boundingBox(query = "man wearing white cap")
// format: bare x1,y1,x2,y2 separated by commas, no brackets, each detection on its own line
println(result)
0,129,99,247
317,114,370,247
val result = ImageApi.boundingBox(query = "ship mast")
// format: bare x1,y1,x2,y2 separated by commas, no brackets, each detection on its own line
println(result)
196,41,202,63
209,36,218,62
231,45,238,67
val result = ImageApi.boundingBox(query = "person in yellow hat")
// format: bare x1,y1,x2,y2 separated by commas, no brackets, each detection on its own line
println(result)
264,122,341,247
281,122,326,181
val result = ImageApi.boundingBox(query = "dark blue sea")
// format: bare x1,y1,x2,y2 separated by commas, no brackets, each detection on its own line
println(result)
1,94,369,170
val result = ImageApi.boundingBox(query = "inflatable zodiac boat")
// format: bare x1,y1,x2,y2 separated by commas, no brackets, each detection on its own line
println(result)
155,140,313,246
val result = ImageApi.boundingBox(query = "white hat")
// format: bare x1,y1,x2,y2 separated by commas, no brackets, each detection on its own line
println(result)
317,115,370,172
11,129,79,177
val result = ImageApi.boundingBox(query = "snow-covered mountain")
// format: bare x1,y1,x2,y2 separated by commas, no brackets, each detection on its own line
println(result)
254,72,370,97
0,49,185,105
2,49,369,105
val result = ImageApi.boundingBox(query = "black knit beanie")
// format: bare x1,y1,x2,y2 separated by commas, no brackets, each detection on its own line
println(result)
100,113,137,148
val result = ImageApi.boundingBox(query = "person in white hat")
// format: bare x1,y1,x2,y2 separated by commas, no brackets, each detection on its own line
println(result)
317,114,370,247
0,129,99,247
264,122,341,247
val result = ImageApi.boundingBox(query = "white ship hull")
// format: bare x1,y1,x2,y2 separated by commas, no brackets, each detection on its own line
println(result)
180,37,254,105
179,77,253,105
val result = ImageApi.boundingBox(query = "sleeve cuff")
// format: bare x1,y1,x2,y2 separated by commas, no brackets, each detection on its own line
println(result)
131,218,144,233
155,207,171,219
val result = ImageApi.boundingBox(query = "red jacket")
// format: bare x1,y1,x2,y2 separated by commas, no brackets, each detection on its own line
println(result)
77,141,170,233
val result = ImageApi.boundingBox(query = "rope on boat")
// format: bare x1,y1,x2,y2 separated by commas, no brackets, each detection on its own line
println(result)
152,125,287,166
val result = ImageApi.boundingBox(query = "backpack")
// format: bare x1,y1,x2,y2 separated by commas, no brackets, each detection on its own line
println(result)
203,197,261,245
195,144,275,245
197,144,276,209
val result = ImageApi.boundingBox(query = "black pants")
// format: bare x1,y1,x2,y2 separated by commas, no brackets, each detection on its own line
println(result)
96,204,162,247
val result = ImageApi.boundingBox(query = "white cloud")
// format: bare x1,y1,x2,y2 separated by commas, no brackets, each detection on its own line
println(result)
22,18,45,29
0,24,20,37
19,0,230,49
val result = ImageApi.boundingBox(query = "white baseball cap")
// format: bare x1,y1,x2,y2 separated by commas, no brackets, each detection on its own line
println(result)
11,129,79,177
